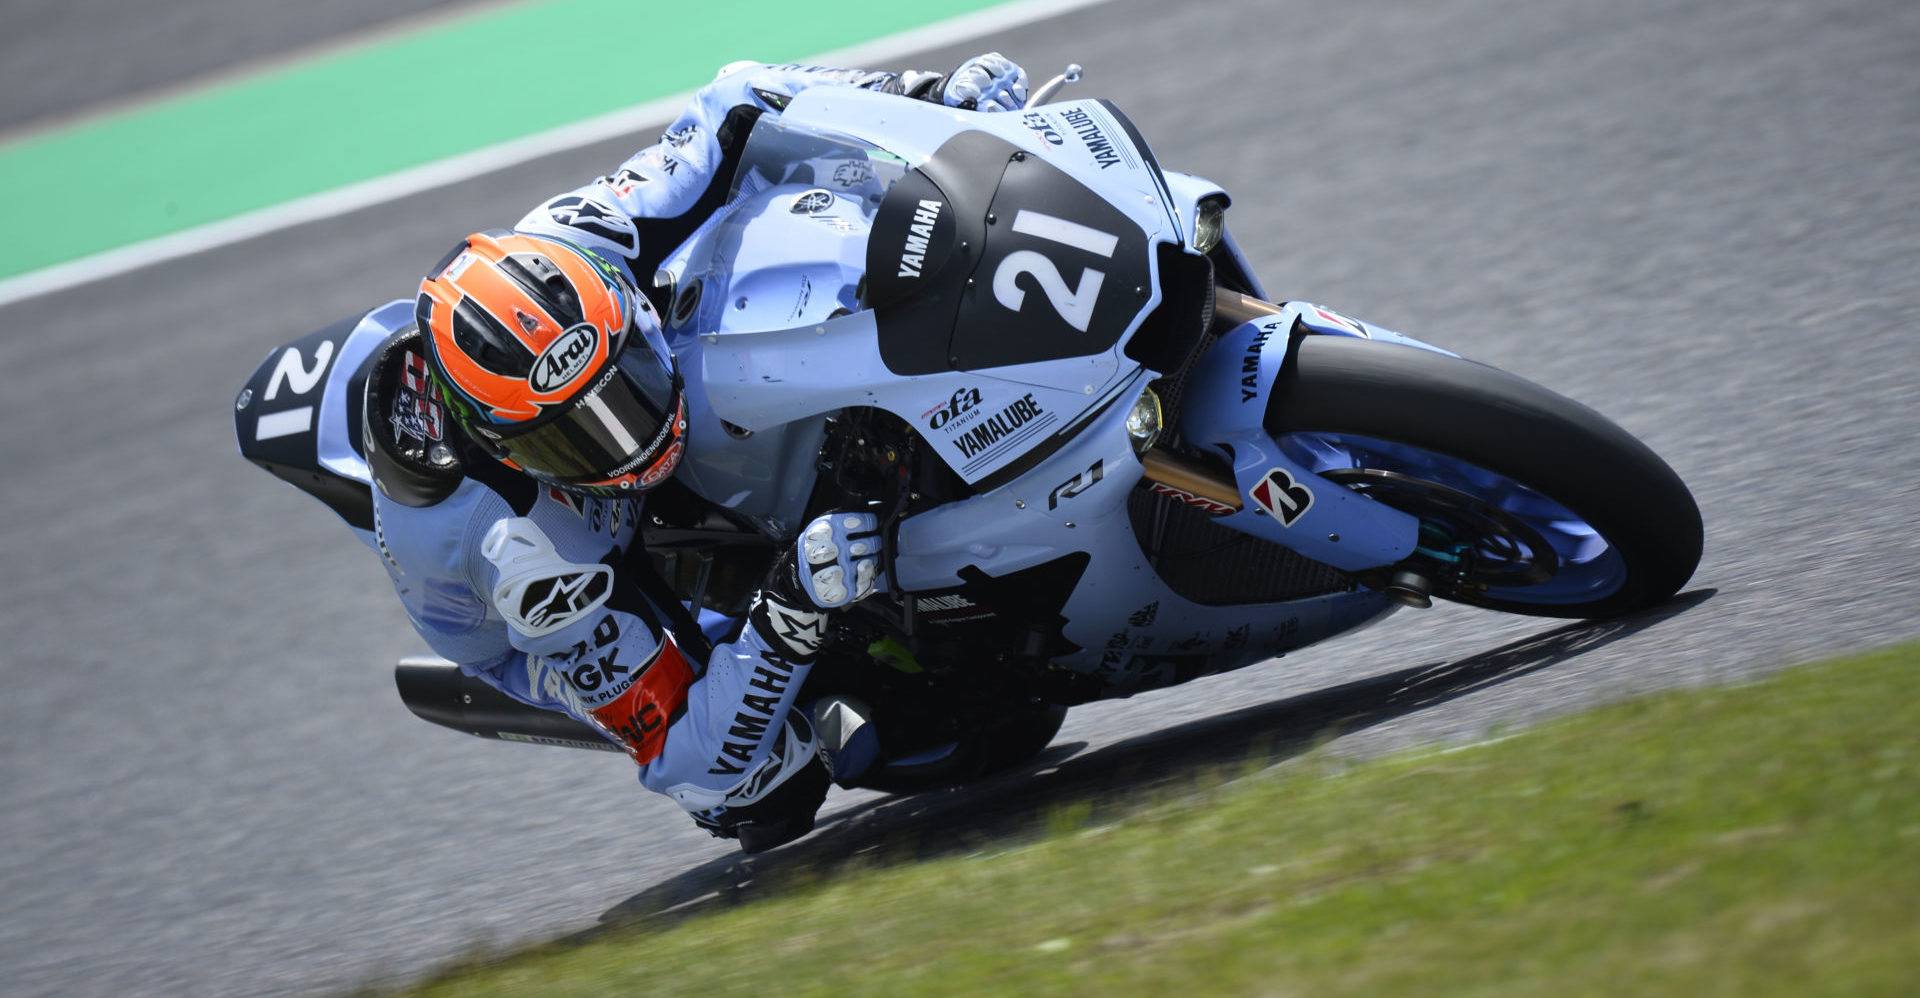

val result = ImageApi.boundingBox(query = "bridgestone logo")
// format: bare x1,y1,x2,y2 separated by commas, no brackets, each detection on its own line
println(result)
897,199,943,278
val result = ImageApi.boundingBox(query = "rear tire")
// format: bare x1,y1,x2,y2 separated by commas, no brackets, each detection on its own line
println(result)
1265,336,1702,618
972,702,1069,775
859,701,1068,796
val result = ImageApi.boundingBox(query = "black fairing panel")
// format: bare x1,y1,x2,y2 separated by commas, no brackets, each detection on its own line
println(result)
950,151,1151,369
235,317,376,531
870,129,1153,376
868,131,1002,375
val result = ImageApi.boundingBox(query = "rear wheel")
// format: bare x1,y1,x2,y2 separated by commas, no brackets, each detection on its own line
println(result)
859,700,1068,796
1266,336,1701,618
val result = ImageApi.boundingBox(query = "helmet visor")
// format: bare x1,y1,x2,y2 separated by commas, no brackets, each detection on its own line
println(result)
479,326,683,490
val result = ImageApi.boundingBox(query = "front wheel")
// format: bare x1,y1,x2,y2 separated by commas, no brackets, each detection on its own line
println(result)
1266,336,1702,618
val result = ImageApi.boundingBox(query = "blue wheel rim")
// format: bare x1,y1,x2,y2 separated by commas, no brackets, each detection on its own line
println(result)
1277,432,1629,605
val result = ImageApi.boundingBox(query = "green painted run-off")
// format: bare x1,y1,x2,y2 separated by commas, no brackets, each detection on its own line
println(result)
0,0,1015,279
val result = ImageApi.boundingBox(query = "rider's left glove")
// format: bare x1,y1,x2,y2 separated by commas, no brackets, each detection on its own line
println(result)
942,52,1029,113
793,511,886,609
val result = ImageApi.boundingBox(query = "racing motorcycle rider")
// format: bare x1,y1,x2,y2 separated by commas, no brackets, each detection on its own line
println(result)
368,56,1030,853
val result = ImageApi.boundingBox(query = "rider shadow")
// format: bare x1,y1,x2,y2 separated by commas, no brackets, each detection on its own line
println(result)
592,588,1716,934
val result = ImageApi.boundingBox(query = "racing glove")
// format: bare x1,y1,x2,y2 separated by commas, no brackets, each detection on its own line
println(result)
793,511,885,609
940,52,1030,112
739,509,885,669
681,511,885,851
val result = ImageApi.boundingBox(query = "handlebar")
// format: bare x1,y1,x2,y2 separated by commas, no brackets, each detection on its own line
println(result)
1029,63,1084,106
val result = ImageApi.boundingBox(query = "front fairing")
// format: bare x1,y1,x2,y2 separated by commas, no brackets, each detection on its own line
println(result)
658,90,1190,524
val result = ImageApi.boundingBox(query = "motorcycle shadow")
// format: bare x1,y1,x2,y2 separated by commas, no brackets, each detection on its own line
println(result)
594,588,1716,933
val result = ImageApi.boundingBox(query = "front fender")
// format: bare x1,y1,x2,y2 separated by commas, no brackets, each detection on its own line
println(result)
1175,306,1426,572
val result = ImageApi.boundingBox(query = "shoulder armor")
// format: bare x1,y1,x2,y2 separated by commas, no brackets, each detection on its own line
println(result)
481,517,616,638
364,326,467,507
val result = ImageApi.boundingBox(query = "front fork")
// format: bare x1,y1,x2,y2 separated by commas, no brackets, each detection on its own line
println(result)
1138,291,1447,591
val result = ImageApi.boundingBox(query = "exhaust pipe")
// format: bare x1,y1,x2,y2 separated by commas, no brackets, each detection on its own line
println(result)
394,655,622,752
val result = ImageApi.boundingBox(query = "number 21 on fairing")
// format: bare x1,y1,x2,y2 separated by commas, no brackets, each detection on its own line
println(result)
992,210,1119,333
253,339,335,441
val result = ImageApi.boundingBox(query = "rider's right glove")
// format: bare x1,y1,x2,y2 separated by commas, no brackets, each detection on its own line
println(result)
941,52,1030,113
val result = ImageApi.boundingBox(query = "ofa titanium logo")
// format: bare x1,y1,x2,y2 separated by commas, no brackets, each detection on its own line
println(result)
922,386,983,431
529,323,599,394
1020,112,1064,146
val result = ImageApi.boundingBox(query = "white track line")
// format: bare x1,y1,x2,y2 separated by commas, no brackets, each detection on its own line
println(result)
0,0,1113,309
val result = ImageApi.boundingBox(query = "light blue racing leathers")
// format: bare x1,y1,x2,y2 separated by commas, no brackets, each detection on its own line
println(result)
513,55,1028,294
513,61,921,292
372,56,1026,847
371,456,831,837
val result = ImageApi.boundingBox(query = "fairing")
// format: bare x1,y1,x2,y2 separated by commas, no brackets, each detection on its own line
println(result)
657,91,1190,527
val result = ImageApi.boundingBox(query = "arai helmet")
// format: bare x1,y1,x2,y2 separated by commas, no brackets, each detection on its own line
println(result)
414,230,686,497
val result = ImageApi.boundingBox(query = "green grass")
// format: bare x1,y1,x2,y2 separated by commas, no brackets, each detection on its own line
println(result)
380,642,1920,997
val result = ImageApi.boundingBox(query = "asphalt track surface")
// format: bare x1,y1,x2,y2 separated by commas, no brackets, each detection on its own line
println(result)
4,0,1919,994
0,0,493,133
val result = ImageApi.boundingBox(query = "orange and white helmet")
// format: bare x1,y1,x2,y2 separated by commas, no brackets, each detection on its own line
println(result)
415,230,686,496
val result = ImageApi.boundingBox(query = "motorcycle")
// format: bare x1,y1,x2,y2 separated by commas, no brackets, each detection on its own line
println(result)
235,67,1701,793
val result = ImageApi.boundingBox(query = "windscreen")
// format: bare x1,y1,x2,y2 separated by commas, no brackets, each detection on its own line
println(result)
726,114,914,220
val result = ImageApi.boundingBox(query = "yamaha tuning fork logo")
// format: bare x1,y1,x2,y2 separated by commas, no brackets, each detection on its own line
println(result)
790,189,834,215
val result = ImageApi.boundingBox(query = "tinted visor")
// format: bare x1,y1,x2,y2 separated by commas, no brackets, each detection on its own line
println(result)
485,330,680,488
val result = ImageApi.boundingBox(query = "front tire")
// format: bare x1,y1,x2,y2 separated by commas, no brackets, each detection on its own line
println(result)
1265,335,1702,618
